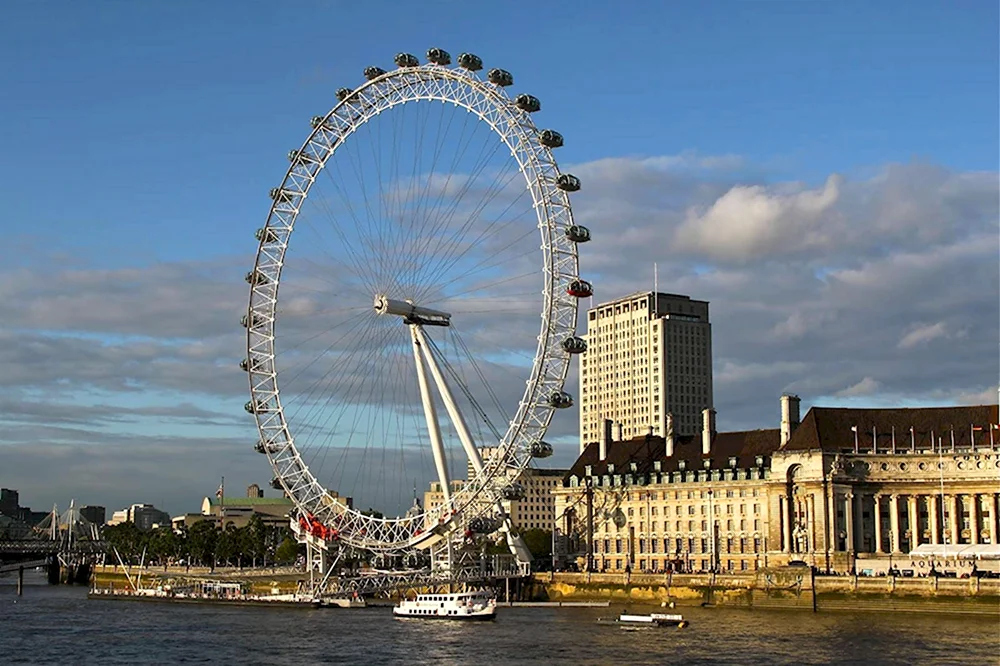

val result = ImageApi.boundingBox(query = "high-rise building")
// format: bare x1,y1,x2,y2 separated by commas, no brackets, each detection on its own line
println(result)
579,291,713,452
79,505,106,526
0,488,19,518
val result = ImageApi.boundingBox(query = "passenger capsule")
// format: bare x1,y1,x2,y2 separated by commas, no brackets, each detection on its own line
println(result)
565,225,591,243
364,66,386,80
255,227,279,243
245,270,269,286
336,87,353,102
270,477,283,490
515,94,541,113
561,336,588,354
530,440,555,458
556,174,581,192
468,516,502,534
426,47,451,65
487,68,513,86
394,52,420,68
501,483,526,501
539,129,563,148
239,358,254,372
288,149,318,165
566,279,593,298
458,52,483,71
311,115,333,130
244,401,256,414
548,391,574,409
269,187,293,203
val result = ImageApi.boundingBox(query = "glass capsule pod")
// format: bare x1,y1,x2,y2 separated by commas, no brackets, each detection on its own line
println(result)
458,52,482,71
288,149,318,165
548,391,574,409
426,47,451,65
530,440,554,458
240,313,262,328
336,87,353,101
269,187,293,203
487,68,513,86
515,94,541,113
255,439,281,454
468,516,502,534
245,400,266,414
566,279,593,297
270,477,283,490
394,52,419,68
311,115,333,130
565,225,591,243
255,227,278,243
239,358,255,372
245,270,269,286
556,174,581,192
501,483,526,501
562,336,588,354
539,129,563,148
364,66,386,80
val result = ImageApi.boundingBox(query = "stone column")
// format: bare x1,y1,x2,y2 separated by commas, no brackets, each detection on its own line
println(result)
889,494,901,553
807,494,816,552
854,492,865,552
990,494,999,545
827,487,836,552
844,493,855,552
969,494,979,545
873,494,883,554
949,495,960,546
781,494,791,553
929,495,940,545
908,495,920,547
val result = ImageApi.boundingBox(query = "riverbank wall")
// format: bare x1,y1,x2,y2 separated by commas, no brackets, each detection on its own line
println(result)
530,570,1000,616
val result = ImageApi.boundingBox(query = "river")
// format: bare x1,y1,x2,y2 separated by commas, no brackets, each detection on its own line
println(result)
2,574,997,665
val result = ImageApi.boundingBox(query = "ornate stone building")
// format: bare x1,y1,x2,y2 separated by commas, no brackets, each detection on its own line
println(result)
554,398,999,574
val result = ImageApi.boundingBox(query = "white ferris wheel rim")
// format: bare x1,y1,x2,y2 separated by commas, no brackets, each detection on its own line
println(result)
244,56,581,553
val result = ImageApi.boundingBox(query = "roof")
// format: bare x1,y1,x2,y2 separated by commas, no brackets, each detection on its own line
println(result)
783,404,999,452
566,428,781,482
205,497,294,507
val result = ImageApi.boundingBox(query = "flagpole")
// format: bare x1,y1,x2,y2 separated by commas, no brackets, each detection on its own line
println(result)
852,426,858,453
891,426,896,454
872,425,877,454
219,476,225,531
909,426,915,452
950,428,955,453
970,424,975,453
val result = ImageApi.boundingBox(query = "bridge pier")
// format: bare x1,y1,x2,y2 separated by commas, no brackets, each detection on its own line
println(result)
17,566,23,597
47,555,60,585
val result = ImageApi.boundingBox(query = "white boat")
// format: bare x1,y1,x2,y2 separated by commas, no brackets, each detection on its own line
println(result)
598,612,688,628
393,591,497,620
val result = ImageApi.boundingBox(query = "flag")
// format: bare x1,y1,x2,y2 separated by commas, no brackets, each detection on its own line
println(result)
216,484,224,499
972,426,984,431
851,426,858,432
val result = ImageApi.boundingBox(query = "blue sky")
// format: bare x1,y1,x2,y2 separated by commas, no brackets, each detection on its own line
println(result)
1,1,996,515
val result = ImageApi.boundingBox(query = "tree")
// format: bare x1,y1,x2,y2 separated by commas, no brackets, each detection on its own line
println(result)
521,528,552,562
104,522,146,564
275,536,299,564
246,515,268,568
187,520,218,569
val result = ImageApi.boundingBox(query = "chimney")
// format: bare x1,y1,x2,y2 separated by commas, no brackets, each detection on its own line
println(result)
600,418,612,462
702,408,716,456
615,422,624,442
780,394,801,447
665,413,675,457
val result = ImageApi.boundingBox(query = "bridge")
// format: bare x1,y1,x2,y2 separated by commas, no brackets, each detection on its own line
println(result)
0,501,107,584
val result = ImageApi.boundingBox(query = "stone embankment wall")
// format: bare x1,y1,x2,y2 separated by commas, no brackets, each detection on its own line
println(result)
532,570,1000,616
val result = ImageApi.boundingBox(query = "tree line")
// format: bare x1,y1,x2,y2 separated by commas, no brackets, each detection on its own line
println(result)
102,515,299,569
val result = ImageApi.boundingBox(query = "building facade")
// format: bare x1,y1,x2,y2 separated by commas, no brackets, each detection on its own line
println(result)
79,505,106,526
556,399,999,574
579,291,713,452
108,503,171,531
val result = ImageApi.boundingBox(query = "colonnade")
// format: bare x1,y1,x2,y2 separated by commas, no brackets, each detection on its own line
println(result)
833,491,1000,553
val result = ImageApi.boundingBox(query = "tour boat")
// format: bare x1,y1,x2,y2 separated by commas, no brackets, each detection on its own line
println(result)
392,591,497,620
598,612,688,628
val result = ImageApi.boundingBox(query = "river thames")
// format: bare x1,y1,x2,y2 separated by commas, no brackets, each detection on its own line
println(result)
2,576,997,665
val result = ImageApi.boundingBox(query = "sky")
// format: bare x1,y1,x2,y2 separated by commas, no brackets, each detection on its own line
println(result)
1,1,997,518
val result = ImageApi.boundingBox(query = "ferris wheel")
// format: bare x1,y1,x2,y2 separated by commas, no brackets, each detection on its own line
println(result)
242,48,592,559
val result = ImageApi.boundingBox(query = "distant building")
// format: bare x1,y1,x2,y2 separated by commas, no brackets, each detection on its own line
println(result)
108,503,171,531
247,484,264,499
555,399,1000,575
0,488,19,518
198,495,295,530
79,505,106,526
579,291,713,452
423,480,466,516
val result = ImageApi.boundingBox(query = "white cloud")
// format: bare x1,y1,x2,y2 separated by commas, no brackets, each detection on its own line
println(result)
836,377,882,397
898,322,951,349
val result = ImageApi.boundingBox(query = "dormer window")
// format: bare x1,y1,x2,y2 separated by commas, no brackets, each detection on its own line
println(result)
608,464,615,474
755,455,764,467
653,461,662,472
729,457,738,468
703,458,712,469
585,465,592,476
629,462,638,473
678,460,687,471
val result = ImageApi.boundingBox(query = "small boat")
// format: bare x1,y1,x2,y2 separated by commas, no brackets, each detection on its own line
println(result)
393,591,496,621
597,612,689,628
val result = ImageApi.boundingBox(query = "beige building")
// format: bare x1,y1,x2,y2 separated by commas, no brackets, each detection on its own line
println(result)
556,398,999,574
579,291,712,452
